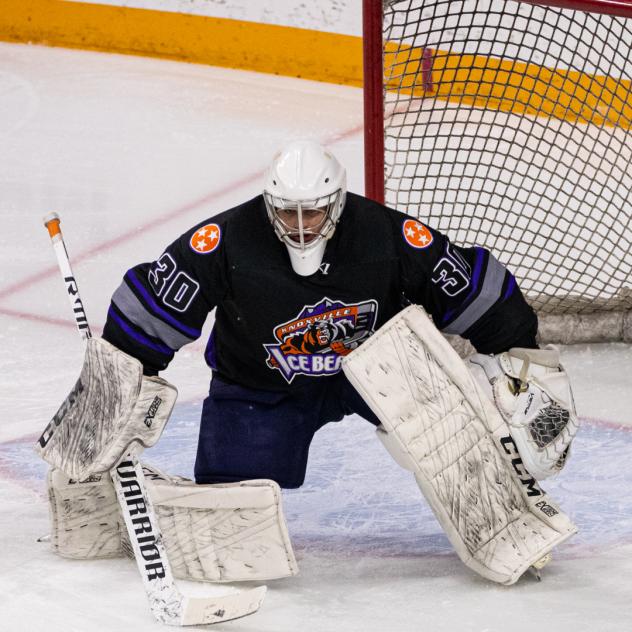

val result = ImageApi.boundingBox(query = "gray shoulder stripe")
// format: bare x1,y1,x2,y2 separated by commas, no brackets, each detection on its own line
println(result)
112,282,195,350
441,254,507,336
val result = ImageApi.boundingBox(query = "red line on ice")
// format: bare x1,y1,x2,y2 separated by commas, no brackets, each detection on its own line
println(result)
0,130,361,303
582,416,632,432
0,307,104,333
0,171,261,302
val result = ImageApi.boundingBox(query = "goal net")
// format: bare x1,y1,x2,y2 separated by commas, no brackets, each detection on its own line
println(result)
363,0,632,342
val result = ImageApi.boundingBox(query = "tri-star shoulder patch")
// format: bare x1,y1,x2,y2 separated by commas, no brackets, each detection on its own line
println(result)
402,218,433,249
189,223,221,254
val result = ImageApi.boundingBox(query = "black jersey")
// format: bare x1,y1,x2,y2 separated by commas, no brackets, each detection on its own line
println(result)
103,192,537,391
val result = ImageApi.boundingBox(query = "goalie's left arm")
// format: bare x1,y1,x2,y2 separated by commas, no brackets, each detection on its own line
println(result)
392,210,577,479
393,210,538,355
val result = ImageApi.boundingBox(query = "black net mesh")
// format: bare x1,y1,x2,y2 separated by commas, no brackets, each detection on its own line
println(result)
382,0,632,315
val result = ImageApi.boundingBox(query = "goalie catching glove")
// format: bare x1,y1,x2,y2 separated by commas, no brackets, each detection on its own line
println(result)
469,346,579,480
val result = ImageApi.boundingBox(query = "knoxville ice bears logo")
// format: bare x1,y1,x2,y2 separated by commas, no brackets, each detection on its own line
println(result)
264,298,379,383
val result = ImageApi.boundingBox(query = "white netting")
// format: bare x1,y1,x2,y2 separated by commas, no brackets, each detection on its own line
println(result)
381,0,632,340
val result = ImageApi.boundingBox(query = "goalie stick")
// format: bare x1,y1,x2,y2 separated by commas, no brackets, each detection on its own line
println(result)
40,212,266,626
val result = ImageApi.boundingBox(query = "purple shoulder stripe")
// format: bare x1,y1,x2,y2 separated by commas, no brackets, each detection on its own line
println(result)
440,247,486,325
126,270,201,338
108,307,174,356
502,275,517,301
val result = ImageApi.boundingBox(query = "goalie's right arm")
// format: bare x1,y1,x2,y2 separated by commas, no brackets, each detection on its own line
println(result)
39,215,235,483
103,218,230,374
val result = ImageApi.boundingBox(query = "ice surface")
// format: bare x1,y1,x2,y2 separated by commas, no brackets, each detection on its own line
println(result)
0,43,631,632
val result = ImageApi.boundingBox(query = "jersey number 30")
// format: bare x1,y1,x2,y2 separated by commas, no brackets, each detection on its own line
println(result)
148,253,200,312
431,246,470,297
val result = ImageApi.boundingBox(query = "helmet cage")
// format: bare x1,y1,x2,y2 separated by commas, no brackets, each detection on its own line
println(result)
264,189,343,251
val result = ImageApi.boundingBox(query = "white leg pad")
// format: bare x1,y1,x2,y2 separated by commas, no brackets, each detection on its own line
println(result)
142,465,298,582
47,464,298,583
47,468,127,559
343,305,577,585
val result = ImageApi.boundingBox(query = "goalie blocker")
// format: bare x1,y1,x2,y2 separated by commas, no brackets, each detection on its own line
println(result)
342,305,577,585
36,337,177,481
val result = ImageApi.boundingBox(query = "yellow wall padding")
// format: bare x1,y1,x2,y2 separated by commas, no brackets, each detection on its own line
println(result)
386,43,632,129
0,0,365,86
3,1,630,128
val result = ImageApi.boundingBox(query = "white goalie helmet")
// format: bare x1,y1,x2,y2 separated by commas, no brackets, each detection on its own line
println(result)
264,140,347,276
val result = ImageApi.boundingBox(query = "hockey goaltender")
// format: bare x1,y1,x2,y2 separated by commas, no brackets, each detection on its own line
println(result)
37,140,579,593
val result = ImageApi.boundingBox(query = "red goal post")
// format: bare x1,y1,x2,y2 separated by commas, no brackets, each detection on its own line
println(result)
363,0,632,343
